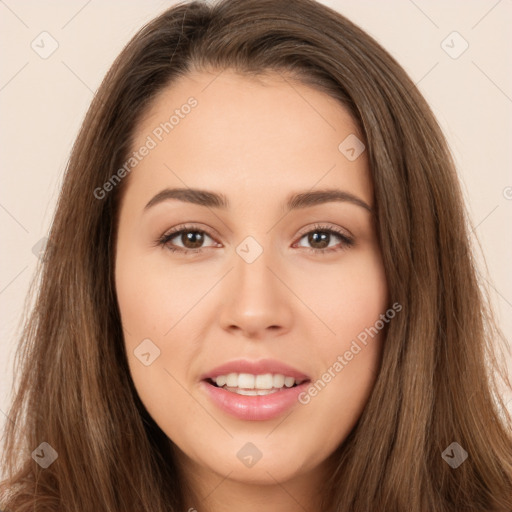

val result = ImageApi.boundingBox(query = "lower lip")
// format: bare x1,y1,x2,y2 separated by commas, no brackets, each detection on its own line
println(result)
201,380,310,421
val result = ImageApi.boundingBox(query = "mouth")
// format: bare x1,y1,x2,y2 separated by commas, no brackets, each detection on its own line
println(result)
200,360,311,420
205,372,309,396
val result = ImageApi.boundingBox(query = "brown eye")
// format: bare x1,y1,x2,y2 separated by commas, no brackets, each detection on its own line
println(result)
158,227,217,253
295,226,354,253
157,223,354,256
178,230,207,249
303,230,332,250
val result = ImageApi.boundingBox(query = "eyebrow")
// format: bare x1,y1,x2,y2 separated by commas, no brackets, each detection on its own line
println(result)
144,187,372,213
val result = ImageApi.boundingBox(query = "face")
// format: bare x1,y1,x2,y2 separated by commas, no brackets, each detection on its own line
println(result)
114,69,388,498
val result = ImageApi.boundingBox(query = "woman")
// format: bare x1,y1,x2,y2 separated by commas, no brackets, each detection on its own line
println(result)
1,0,511,510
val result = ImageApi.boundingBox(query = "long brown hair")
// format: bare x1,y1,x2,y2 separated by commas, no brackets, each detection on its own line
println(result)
1,0,511,510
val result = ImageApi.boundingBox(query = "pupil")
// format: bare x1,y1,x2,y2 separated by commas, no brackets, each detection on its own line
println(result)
309,231,329,249
183,231,204,249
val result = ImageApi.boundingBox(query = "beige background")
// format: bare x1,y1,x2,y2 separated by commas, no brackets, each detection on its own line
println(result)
1,0,511,437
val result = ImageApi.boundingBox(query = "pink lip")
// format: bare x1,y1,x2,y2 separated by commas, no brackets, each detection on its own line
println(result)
199,358,311,421
200,358,310,381
200,380,310,421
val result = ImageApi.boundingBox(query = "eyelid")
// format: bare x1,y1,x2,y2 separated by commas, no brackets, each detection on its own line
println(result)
157,223,221,250
159,222,221,242
157,222,354,254
295,222,353,240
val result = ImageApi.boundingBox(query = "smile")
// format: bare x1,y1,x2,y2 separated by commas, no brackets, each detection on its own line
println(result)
207,372,307,395
200,360,311,421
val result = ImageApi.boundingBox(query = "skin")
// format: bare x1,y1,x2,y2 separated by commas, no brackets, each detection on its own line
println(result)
114,69,388,511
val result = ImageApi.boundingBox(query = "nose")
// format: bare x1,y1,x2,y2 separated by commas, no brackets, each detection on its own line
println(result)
218,243,294,339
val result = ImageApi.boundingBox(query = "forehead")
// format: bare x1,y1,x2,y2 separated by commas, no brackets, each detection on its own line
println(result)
125,69,372,208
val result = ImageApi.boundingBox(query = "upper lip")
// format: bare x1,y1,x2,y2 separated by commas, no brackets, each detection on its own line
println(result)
200,359,311,382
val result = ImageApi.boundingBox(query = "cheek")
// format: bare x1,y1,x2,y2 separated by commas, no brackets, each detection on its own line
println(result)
114,248,190,420
303,247,388,345
115,252,199,339
294,249,388,440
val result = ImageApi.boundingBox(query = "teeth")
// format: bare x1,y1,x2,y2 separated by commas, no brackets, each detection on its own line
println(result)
257,389,278,395
273,374,285,388
226,373,238,387
238,373,255,389
284,376,295,388
216,375,227,387
233,388,280,396
255,373,274,389
212,372,303,390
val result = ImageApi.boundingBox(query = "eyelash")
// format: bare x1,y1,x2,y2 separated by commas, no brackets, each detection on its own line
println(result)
155,223,354,256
